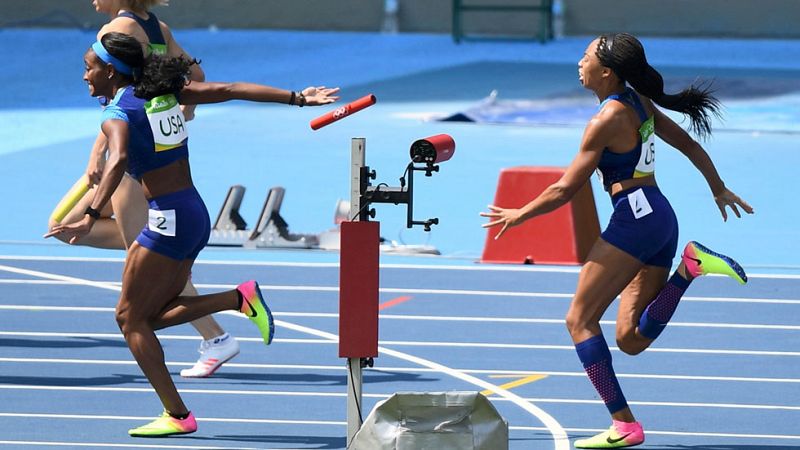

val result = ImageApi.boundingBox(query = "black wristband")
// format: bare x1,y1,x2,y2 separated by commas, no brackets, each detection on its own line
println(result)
289,91,296,105
297,93,306,107
84,206,101,220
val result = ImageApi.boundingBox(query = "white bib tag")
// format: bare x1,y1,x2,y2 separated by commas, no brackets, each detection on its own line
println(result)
627,188,653,219
145,94,188,152
634,116,656,178
595,168,605,186
148,209,177,236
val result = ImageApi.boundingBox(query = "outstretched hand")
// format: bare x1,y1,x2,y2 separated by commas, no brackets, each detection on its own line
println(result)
714,188,754,221
301,86,340,106
43,216,95,244
480,205,524,240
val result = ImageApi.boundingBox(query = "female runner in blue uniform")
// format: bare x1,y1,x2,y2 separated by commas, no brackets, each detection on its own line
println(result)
50,0,238,378
46,32,339,437
481,33,753,448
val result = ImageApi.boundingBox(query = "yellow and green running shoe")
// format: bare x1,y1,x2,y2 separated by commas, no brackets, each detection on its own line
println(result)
575,420,644,449
237,280,275,345
682,241,747,285
128,411,197,437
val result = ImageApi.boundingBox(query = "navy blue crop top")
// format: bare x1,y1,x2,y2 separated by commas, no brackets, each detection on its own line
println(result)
595,88,656,192
101,86,189,180
117,11,167,54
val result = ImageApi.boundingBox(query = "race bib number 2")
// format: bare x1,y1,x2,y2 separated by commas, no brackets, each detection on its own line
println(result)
148,209,176,236
145,94,188,152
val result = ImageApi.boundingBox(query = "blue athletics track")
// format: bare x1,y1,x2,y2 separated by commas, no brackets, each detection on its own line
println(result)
0,26,799,449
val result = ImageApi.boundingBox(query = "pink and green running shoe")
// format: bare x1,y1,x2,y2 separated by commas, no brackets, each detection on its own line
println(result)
128,411,197,437
237,280,275,345
574,420,644,449
682,241,747,285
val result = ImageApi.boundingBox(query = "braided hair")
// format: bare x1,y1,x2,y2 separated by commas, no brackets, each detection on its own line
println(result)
596,33,721,140
99,31,198,100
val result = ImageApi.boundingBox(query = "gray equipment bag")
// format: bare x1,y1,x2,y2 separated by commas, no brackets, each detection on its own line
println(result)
350,391,508,450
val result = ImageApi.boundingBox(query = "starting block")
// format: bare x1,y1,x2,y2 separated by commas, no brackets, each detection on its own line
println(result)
207,185,440,254
207,185,319,249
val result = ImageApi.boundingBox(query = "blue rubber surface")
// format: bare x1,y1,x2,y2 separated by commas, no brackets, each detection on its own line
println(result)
0,27,799,449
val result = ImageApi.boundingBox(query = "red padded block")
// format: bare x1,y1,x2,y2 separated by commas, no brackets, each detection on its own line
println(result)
480,166,600,265
339,221,379,358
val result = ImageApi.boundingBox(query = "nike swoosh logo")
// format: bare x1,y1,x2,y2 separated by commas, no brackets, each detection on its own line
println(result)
607,432,632,444
688,256,702,265
245,300,257,318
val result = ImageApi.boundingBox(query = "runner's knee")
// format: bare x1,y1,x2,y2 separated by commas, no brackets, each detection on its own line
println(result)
616,324,648,355
565,308,596,339
115,299,151,334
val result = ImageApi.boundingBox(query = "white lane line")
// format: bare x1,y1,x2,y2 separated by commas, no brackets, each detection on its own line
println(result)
3,278,800,305
0,414,798,441
513,425,800,441
377,340,800,357
0,264,570,450
2,383,798,412
276,320,570,449
2,254,800,279
0,266,120,292
2,326,798,357
0,412,345,426
0,440,259,449
3,305,799,336
2,357,798,384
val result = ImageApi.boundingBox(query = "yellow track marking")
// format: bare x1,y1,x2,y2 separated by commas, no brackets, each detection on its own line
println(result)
481,374,547,397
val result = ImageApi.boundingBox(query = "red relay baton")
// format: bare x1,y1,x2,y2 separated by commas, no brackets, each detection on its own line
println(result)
310,94,377,130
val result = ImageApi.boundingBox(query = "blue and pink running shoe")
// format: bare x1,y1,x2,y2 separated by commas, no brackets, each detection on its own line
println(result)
682,241,747,285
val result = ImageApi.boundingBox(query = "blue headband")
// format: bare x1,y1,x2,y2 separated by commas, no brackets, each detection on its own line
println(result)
91,41,133,76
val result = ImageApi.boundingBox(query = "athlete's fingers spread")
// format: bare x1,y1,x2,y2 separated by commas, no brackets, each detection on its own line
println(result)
481,219,504,228
730,203,741,219
717,203,728,222
738,198,754,214
495,223,509,240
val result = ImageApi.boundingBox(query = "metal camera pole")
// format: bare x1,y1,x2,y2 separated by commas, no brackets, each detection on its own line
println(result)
346,137,365,446
340,137,378,447
339,134,454,447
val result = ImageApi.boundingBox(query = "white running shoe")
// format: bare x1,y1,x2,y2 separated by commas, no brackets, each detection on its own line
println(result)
180,334,240,378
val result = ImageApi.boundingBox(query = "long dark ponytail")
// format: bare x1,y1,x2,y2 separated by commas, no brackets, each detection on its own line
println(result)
99,31,198,100
596,33,721,140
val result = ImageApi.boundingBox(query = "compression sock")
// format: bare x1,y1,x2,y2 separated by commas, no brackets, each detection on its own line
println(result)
575,334,628,414
637,272,691,340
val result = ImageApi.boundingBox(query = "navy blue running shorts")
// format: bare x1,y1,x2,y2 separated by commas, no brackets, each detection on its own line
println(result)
136,187,211,261
601,185,679,268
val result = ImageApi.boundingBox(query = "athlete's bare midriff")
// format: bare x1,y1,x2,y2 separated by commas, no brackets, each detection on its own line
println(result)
140,158,193,199
609,174,657,196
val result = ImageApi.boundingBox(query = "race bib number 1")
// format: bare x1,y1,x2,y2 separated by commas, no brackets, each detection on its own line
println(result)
145,94,188,152
148,209,177,237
